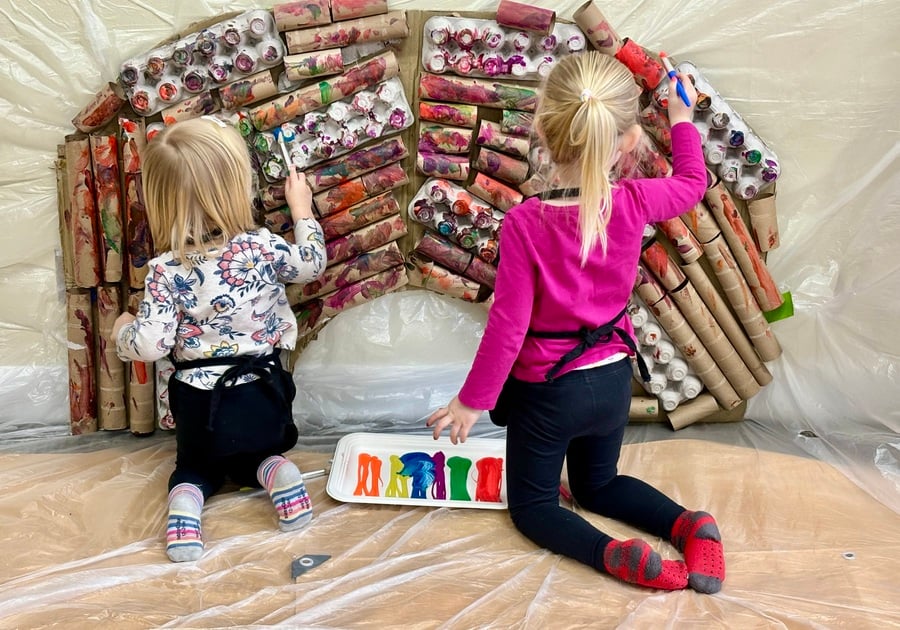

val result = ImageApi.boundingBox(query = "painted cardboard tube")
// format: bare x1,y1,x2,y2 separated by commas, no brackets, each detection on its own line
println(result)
496,0,556,35
285,10,408,54
748,189,780,252
283,48,344,81
572,1,623,56
273,0,331,31
96,285,127,431
418,72,539,112
89,135,124,284
72,82,126,133
66,290,97,434
126,291,156,435
307,136,408,192
420,101,478,129
467,172,523,212
330,0,389,22
219,70,278,110
628,395,662,421
476,119,530,158
474,147,529,184
406,251,481,302
705,181,784,312
325,213,407,267
414,232,497,288
287,241,403,305
65,136,101,288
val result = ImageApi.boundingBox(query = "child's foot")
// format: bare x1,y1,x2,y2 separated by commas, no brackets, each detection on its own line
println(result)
258,456,313,532
671,510,725,593
166,483,204,562
603,538,688,590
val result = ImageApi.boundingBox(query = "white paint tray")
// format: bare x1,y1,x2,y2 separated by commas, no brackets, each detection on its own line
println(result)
327,432,508,509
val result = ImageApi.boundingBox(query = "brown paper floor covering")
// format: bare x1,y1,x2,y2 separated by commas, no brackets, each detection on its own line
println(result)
2,436,898,629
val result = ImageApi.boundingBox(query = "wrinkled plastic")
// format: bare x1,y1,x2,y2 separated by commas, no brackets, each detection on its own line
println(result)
1,0,899,624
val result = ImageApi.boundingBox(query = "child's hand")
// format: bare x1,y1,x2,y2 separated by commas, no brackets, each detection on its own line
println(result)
426,395,483,444
284,166,315,222
111,312,135,340
667,72,697,126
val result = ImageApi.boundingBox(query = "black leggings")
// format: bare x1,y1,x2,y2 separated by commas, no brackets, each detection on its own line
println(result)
503,359,685,572
167,375,298,500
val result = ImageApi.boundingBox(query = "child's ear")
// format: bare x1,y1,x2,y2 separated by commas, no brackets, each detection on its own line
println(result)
619,123,643,154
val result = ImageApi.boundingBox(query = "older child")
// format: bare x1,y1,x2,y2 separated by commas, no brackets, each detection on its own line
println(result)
113,117,326,562
428,52,725,593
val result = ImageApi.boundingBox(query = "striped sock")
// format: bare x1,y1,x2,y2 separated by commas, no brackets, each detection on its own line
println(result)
166,483,204,562
602,538,689,590
671,510,726,593
257,456,313,532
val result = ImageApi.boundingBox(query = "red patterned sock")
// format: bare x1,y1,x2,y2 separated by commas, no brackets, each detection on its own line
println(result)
671,510,725,593
602,538,688,590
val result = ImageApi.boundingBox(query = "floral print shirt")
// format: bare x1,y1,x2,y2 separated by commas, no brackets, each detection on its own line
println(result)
116,220,326,389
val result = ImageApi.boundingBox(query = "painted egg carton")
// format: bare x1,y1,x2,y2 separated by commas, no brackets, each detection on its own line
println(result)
249,77,414,183
627,297,703,412
421,16,586,81
119,9,284,117
408,177,503,264
650,61,780,200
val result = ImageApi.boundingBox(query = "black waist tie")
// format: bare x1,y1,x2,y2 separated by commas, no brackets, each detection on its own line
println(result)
170,349,290,431
527,307,651,383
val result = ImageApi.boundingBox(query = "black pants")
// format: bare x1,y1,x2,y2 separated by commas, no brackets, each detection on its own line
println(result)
167,375,298,500
502,358,685,572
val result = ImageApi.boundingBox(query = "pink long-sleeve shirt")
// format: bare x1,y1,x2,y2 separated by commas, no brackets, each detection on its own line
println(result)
458,122,707,410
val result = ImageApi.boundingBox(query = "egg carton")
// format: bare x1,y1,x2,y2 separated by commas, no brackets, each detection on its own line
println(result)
119,9,284,117
421,16,585,81
249,77,414,183
627,297,703,412
650,60,780,200
408,177,503,264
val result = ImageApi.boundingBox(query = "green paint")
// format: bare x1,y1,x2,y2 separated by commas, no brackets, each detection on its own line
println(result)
763,291,794,323
447,456,472,501
318,81,332,105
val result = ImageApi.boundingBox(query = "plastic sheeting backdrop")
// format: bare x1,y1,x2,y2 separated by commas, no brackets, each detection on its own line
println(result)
0,0,898,523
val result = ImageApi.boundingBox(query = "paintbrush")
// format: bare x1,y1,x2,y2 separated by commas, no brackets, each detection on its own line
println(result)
272,125,296,173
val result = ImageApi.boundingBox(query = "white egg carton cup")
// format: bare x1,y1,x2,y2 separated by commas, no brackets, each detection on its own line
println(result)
651,60,781,200
627,297,703,412
119,9,284,117
421,16,585,81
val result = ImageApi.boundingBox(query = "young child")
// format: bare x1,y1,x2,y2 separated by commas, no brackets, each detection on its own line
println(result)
427,52,725,594
112,117,326,562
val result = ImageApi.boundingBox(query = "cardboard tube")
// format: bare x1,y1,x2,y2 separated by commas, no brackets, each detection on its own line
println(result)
420,101,478,129
126,291,156,435
319,191,401,240
250,50,399,130
307,136,408,192
89,135,124,284
123,172,151,289
476,119,530,158
330,0,389,22
417,151,470,181
496,0,555,34
681,261,773,387
656,217,703,264
65,136,101,288
748,189,780,252
219,70,278,111
500,109,534,137
161,91,218,125
289,241,403,305
72,82,125,133
325,213,407,267
705,181,784,312
283,48,344,81
640,103,671,154
418,125,474,155
320,265,408,319
474,147,529,184
635,266,741,410
643,242,760,399
67,291,97,434
666,393,721,430
628,395,662,421
418,72,539,112
118,117,145,175
273,0,331,31
615,39,665,91
414,232,497,289
406,251,481,302
572,1,623,56
285,10,408,53
467,172,523,212
314,162,407,216
96,286,127,430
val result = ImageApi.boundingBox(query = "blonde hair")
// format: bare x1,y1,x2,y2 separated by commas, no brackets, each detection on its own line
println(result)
142,117,255,266
534,51,641,265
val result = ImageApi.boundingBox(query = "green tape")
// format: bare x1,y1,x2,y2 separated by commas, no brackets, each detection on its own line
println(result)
763,291,794,323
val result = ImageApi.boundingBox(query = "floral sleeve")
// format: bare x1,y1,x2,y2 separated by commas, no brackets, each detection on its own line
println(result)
115,261,181,362
273,218,327,284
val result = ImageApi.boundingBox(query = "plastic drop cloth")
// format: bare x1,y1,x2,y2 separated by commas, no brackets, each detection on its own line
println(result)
0,0,899,625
